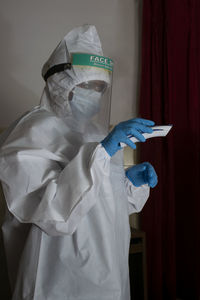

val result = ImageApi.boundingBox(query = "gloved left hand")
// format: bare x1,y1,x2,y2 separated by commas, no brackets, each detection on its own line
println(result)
126,162,158,188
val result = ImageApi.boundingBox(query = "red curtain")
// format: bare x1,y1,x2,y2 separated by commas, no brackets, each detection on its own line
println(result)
139,1,200,299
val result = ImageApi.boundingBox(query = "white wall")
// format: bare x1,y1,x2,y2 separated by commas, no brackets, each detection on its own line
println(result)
0,0,142,127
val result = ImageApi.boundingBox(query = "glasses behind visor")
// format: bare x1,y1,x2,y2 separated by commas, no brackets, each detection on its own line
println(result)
78,80,108,93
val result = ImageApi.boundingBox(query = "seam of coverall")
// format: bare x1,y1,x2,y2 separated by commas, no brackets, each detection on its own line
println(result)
12,226,43,300
30,228,43,300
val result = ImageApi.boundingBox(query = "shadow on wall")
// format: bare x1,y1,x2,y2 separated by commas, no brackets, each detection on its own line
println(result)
0,13,39,126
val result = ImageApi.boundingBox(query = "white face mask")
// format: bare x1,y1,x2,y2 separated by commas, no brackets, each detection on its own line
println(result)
70,86,102,119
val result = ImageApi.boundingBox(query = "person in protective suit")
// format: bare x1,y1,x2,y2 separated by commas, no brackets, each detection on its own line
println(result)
0,25,157,300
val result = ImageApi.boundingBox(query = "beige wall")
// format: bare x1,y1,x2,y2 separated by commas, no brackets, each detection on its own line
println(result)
0,0,142,127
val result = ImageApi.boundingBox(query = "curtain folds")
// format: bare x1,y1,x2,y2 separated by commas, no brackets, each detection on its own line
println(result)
139,1,200,299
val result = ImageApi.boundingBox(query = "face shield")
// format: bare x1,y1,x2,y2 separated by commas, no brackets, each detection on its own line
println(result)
68,53,113,133
43,52,113,135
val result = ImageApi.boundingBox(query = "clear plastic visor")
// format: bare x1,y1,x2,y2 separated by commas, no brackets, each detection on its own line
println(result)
69,53,113,135
69,74,112,135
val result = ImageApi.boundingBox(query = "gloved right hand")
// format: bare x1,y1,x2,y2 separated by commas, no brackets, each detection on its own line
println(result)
101,118,155,157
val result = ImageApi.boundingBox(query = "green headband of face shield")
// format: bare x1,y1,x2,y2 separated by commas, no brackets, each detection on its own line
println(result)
43,53,113,81
71,53,114,72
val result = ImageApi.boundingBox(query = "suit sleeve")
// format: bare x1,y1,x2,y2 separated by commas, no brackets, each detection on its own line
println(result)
125,176,150,215
0,142,111,236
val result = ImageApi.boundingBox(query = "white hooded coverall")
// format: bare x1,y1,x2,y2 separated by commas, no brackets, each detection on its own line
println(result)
0,25,149,300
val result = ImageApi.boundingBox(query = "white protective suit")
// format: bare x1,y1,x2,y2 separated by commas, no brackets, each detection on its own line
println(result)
0,25,150,300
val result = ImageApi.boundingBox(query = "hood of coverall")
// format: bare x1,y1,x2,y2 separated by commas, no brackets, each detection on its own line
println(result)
40,25,113,136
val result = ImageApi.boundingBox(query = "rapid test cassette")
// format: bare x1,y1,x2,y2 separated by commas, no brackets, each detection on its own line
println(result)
120,125,173,148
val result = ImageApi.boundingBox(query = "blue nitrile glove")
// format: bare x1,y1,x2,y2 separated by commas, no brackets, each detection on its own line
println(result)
126,162,158,188
101,118,155,157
